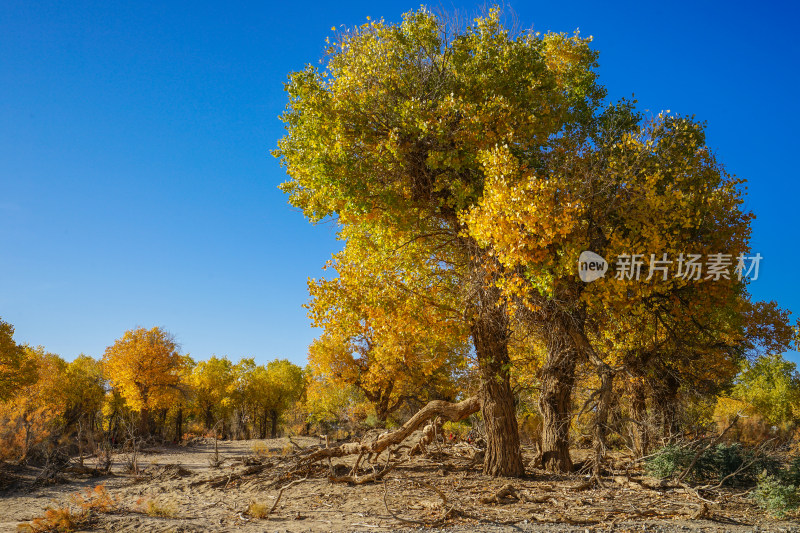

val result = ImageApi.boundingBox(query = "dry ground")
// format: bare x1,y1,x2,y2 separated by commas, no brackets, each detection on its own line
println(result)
1,437,798,532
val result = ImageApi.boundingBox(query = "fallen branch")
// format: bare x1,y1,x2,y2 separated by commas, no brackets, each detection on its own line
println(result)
299,396,480,465
329,461,401,485
268,476,308,515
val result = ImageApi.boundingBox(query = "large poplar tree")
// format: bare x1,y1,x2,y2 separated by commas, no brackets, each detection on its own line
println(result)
275,7,602,476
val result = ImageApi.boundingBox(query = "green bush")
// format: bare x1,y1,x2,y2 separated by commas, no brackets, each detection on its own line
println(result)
646,443,778,485
645,444,695,479
752,471,800,518
778,455,800,486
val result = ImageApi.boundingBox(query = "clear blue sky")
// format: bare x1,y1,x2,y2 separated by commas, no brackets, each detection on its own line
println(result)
1,0,798,366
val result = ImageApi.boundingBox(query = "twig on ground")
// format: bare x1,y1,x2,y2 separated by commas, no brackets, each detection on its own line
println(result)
268,476,308,515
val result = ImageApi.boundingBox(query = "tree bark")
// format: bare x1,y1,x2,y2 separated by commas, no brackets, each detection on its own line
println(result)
139,407,151,437
471,300,525,477
539,325,577,473
260,407,268,439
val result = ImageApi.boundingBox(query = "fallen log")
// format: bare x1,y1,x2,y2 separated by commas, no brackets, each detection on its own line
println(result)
299,396,480,464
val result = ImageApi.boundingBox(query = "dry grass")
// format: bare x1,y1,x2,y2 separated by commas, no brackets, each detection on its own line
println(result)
134,496,178,518
250,442,274,457
247,501,271,519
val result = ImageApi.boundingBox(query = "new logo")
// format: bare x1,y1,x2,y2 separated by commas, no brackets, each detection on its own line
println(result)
578,251,608,282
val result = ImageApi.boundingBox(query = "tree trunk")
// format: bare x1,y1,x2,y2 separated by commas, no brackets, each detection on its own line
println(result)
260,407,268,439
653,372,680,442
539,326,577,473
139,408,151,437
630,379,649,457
471,293,525,477
591,361,615,476
375,383,393,426
566,323,616,477
175,405,184,444
270,409,279,439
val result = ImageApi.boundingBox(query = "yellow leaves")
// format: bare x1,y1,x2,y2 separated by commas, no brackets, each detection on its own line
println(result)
101,327,186,413
0,346,67,461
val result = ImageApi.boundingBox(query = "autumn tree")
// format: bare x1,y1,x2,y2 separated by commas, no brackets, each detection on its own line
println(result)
63,354,106,452
0,346,67,461
102,327,187,436
188,355,236,430
728,352,800,428
467,96,794,470
276,7,602,476
307,227,469,425
0,317,36,401
236,358,304,438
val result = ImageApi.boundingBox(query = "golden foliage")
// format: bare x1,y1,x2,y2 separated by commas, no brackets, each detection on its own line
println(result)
101,327,187,413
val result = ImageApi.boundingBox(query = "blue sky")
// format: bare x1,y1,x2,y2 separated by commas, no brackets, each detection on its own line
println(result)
1,0,798,366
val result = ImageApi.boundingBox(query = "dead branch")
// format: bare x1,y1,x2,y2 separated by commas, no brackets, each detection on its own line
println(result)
695,437,776,491
268,476,308,515
329,460,401,485
299,396,480,465
382,480,427,526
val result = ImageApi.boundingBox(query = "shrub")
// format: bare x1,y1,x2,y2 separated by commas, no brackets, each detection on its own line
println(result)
17,484,116,532
17,507,79,532
442,421,471,441
645,444,695,479
752,472,800,518
71,485,116,513
646,443,778,485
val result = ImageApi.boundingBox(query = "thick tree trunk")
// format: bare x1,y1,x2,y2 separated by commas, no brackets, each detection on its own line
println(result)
539,326,577,473
260,407,268,439
567,324,616,476
471,294,525,477
375,383,393,426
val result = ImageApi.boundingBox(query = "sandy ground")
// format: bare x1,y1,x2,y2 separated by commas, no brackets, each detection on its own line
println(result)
1,438,799,532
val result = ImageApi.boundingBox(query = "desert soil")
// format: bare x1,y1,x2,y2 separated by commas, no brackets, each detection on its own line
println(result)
1,437,798,532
